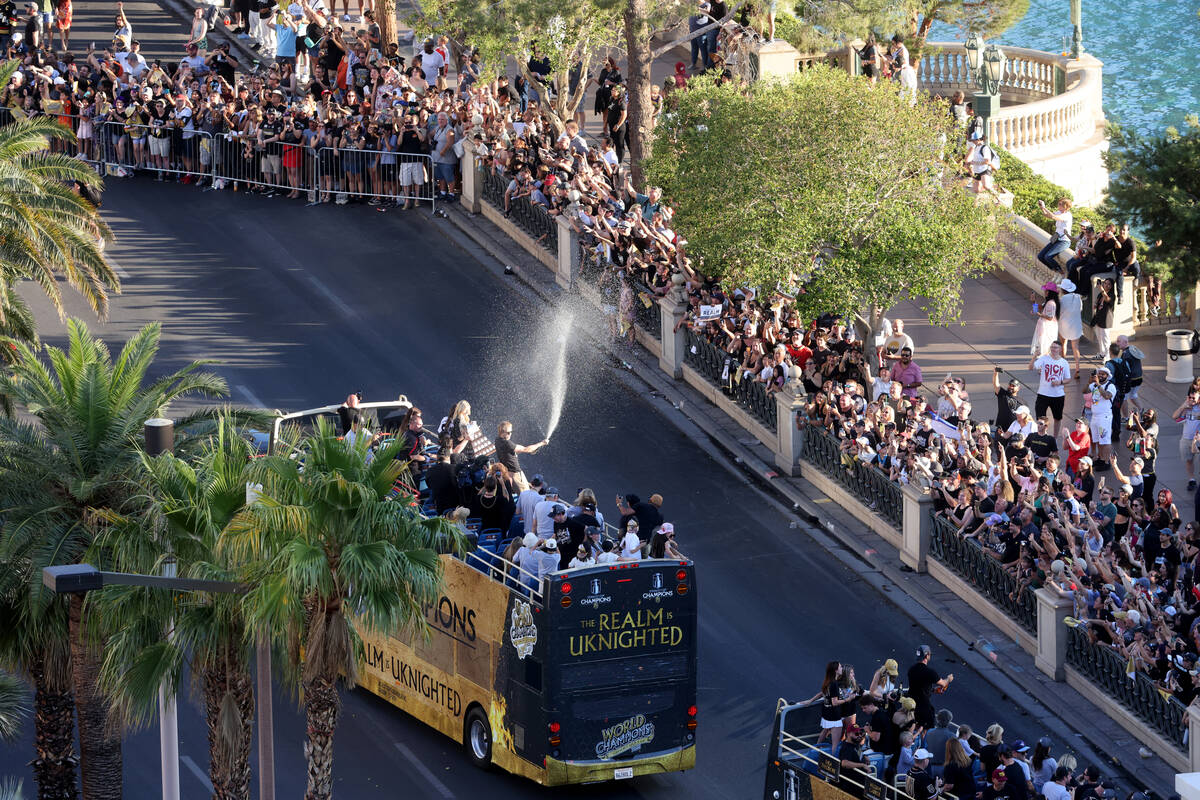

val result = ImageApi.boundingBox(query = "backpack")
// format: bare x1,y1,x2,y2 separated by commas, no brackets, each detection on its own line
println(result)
1107,357,1132,394
1125,349,1143,384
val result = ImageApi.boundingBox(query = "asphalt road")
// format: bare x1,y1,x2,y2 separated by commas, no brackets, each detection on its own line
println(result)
2,181,1075,799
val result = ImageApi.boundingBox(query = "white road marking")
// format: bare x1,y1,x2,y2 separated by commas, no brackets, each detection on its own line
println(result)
235,384,267,409
306,275,357,319
107,258,130,279
394,741,455,799
180,755,213,792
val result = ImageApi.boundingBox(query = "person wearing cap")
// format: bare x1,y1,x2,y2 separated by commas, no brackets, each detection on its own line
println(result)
907,748,940,800
981,767,1013,800
1058,279,1083,373
838,723,871,773
1087,365,1116,471
532,486,561,539
530,537,560,582
966,129,999,196
907,644,953,731
868,658,900,702
992,366,1022,434
1027,339,1070,437
568,543,593,569
22,1,41,54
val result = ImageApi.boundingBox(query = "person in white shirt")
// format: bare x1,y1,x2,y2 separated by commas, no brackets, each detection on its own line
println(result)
618,532,643,562
1006,405,1036,440
595,540,618,564
1041,766,1072,800
1036,197,1074,271
568,545,593,569
1028,340,1071,437
532,489,561,539
1088,365,1116,469
516,476,546,534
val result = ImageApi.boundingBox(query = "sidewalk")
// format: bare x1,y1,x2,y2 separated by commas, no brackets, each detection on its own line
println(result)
437,203,1186,797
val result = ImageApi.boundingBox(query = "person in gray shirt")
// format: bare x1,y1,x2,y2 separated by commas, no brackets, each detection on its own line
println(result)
924,709,955,773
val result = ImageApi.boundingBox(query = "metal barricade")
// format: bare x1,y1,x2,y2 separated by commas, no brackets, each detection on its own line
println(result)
209,131,311,196
94,120,214,184
313,147,435,207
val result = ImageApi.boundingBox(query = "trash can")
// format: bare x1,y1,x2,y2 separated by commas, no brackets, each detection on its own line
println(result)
1165,329,1199,383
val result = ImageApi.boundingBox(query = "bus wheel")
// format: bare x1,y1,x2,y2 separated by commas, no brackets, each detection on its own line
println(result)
464,707,492,768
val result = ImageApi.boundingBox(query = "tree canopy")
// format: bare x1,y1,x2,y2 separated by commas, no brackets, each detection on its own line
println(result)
792,0,1028,56
644,68,1001,324
1102,116,1200,291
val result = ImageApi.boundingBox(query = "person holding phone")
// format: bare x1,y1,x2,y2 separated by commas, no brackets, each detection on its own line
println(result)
1174,389,1200,491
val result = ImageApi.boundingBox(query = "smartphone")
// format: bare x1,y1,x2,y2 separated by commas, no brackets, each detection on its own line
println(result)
1032,302,1040,314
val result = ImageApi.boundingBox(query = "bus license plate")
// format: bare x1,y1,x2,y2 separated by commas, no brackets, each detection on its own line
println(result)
614,768,634,780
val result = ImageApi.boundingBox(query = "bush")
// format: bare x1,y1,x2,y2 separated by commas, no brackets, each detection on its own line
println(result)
995,147,1101,235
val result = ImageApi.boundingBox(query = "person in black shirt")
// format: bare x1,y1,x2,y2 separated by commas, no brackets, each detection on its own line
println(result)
606,84,628,163
993,370,1021,431
837,725,871,773
1000,750,1031,800
906,645,952,731
396,406,429,472
981,768,1013,800
908,750,940,800
425,451,460,515
1027,417,1058,464
493,421,548,485
859,695,892,754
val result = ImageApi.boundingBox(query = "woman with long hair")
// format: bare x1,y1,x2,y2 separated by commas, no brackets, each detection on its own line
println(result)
439,400,473,463
1030,737,1057,794
943,738,977,797
979,723,1005,778
1031,282,1061,356
868,659,900,705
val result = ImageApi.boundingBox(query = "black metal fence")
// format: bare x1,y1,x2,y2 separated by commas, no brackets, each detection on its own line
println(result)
1065,625,1186,750
683,330,777,431
797,424,902,529
478,167,558,256
631,282,662,340
928,514,1036,632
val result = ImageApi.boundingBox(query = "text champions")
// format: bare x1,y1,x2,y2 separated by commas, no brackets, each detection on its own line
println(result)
364,644,462,716
569,608,683,656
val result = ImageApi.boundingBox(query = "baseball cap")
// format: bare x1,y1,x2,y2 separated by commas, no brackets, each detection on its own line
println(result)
585,526,602,537
992,768,1008,782
25,1,38,11
659,522,674,535
845,723,863,735
899,697,916,711
913,749,933,761
530,473,544,486
543,538,558,550
522,533,538,548
547,505,566,517
1013,740,1030,753
545,486,560,497
883,658,898,676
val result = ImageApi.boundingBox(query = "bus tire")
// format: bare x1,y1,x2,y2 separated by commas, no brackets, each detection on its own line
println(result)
464,707,492,769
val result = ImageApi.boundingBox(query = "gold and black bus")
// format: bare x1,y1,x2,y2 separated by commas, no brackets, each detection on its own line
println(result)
271,403,699,786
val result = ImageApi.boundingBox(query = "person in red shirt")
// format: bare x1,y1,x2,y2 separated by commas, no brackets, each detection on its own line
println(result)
1064,417,1092,475
785,329,812,370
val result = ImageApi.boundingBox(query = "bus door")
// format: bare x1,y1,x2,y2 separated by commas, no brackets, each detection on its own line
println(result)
498,590,548,766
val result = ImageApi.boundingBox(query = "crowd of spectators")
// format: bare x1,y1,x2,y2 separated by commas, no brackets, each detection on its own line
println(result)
803,645,1151,800
334,394,687,592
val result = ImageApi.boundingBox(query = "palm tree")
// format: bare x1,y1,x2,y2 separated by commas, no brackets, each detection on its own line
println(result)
92,419,258,800
0,669,31,800
0,60,118,327
223,421,468,800
0,579,76,800
0,319,229,800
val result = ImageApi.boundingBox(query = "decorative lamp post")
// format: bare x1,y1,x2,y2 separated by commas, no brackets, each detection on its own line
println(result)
964,35,1006,137
1069,0,1084,58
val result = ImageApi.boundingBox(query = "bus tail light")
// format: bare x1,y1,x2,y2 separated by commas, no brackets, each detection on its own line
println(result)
560,596,572,608
676,583,689,595
548,721,561,746
676,569,687,581
687,705,698,730
560,582,572,594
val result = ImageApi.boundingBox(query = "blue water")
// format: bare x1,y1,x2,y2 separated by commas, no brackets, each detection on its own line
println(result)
932,0,1200,137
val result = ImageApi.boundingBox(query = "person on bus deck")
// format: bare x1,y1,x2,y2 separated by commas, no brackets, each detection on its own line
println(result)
907,749,939,800
517,474,547,535
568,544,593,569
531,537,561,582
596,539,619,564
336,392,362,435
564,500,600,565
514,532,539,570
649,524,686,559
838,724,871,774
493,420,548,490
426,451,461,516
907,644,953,731
582,526,605,561
469,476,514,534
618,492,664,534
549,506,573,568
568,489,607,527
619,531,643,561
397,407,429,471
533,487,562,539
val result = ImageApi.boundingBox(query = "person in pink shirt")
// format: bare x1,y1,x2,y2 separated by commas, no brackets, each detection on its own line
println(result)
888,347,923,399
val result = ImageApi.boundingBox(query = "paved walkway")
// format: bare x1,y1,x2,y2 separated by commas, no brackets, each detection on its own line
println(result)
898,270,1196,504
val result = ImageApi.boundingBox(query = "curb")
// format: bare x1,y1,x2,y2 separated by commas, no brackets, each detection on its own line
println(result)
434,203,1177,797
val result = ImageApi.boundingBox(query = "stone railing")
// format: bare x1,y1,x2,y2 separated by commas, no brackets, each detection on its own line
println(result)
920,42,1064,102
457,143,1191,771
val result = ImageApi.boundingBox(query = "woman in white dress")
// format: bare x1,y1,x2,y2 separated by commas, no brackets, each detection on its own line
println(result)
1057,278,1083,376
1031,282,1060,356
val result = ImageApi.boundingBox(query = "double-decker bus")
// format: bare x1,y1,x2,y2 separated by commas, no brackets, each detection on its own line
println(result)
271,402,700,786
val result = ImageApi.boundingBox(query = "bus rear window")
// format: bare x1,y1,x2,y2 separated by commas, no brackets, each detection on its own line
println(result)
559,651,690,693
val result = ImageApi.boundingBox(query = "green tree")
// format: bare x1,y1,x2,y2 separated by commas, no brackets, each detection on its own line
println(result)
645,69,1000,326
0,669,29,743
92,419,261,800
0,62,118,330
793,0,1028,58
409,0,622,133
222,422,469,800
0,571,75,800
1102,116,1200,292
0,320,229,800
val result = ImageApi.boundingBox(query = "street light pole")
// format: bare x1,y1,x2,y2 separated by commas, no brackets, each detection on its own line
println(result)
144,418,179,800
246,481,276,800
1069,0,1084,58
963,34,1006,138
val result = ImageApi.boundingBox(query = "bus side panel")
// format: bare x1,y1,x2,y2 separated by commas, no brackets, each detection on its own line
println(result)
356,555,546,781
494,585,550,770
